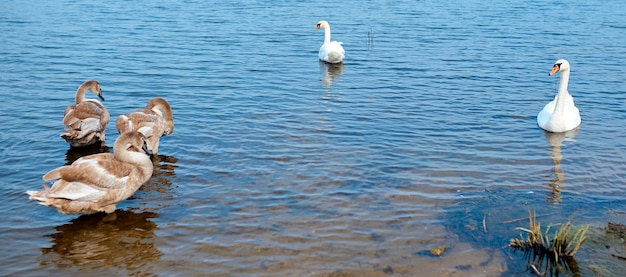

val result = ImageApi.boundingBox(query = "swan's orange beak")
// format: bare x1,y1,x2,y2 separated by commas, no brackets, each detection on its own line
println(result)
314,24,320,30
549,64,560,76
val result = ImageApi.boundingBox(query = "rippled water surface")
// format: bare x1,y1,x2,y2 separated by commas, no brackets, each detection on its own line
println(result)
2,0,626,276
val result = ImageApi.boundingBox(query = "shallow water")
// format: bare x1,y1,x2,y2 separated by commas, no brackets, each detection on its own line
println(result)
1,0,626,276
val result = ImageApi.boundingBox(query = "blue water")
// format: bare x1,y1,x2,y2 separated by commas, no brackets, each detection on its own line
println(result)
1,0,626,276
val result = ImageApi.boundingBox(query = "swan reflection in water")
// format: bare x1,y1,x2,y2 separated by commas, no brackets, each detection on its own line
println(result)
543,128,578,204
134,154,179,210
150,154,178,189
38,210,161,273
64,143,110,165
319,60,344,88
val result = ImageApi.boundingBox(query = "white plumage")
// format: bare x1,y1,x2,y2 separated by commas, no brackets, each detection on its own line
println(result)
315,20,345,64
537,59,581,132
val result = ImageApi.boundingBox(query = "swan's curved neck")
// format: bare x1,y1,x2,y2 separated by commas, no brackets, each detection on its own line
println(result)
324,26,331,44
75,86,88,103
115,148,151,167
553,70,570,114
163,108,173,121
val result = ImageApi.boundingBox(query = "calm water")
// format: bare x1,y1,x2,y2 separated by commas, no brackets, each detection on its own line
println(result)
1,0,626,276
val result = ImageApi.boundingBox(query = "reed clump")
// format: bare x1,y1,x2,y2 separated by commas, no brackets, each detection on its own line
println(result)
509,209,589,274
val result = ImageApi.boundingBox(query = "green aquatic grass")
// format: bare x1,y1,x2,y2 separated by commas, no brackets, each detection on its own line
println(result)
509,209,590,275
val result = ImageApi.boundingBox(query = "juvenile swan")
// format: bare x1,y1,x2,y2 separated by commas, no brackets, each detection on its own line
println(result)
315,20,345,64
27,132,153,214
537,59,581,132
61,80,110,147
116,97,174,154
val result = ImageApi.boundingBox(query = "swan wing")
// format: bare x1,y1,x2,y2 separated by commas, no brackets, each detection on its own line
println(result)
563,92,576,105
137,124,156,138
62,106,80,127
537,94,556,129
319,41,345,63
44,179,108,201
537,93,581,132
63,101,107,126
42,167,64,181
78,118,103,134
330,41,345,52
117,110,163,135
116,114,133,134
565,102,581,129
50,154,133,190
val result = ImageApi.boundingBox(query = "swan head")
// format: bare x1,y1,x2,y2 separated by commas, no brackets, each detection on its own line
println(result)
81,80,104,101
314,20,329,31
549,59,570,76
115,131,152,157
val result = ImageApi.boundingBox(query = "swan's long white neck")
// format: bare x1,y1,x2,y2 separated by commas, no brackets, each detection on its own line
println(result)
323,26,331,44
553,70,570,115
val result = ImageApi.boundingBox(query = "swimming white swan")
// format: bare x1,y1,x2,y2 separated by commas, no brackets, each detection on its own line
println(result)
116,97,174,155
315,20,345,64
27,132,153,214
537,59,581,132
61,80,110,147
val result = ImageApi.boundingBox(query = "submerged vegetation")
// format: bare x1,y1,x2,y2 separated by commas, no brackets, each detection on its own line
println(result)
509,210,590,275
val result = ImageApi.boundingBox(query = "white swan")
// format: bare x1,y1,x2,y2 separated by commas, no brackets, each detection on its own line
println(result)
61,80,110,147
315,20,345,64
537,59,581,132
116,97,174,155
27,132,153,214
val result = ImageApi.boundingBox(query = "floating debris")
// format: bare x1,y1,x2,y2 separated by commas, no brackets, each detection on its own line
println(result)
429,246,446,256
606,222,626,260
608,222,626,236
